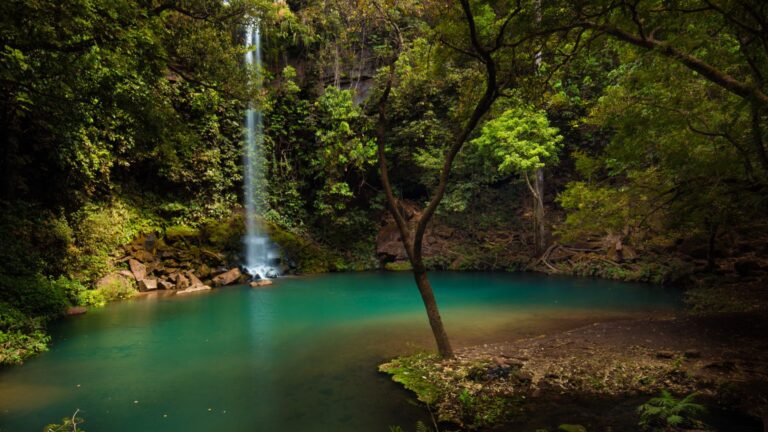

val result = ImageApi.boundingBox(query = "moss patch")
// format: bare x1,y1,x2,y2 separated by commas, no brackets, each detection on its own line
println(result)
380,353,521,429
385,261,413,271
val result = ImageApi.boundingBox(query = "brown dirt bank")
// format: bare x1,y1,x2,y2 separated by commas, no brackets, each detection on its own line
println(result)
382,311,768,431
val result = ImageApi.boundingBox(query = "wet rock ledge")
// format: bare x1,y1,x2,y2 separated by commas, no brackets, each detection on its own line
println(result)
97,232,251,296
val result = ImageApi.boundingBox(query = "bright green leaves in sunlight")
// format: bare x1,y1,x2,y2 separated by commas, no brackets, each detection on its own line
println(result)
471,105,562,178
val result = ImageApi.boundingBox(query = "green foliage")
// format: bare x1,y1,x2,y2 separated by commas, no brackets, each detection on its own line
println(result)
380,353,443,405
43,411,86,432
0,302,50,366
385,261,413,271
266,222,335,274
77,290,108,308
69,199,161,282
0,202,75,277
312,86,376,221
456,388,513,430
0,274,68,318
389,421,434,432
637,390,707,431
165,225,200,240
51,277,88,307
556,182,635,243
0,0,254,207
381,352,518,430
471,104,562,176
95,278,136,303
0,327,49,367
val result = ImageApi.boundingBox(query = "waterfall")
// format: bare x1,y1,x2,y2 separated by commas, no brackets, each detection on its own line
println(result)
243,21,278,279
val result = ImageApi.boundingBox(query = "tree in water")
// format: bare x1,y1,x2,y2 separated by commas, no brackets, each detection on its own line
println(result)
373,0,552,358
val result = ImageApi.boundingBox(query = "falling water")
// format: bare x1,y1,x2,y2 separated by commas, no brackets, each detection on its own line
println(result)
243,21,279,279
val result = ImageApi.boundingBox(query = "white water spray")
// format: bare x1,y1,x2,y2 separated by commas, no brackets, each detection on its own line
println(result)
243,21,279,279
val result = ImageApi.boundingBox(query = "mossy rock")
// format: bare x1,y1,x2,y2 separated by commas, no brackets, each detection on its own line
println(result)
379,353,442,404
265,222,334,274
201,215,244,252
165,225,200,240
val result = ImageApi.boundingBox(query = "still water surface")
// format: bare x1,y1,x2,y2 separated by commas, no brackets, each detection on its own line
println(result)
0,272,680,431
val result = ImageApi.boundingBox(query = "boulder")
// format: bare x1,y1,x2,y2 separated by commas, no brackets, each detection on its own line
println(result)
138,278,158,291
250,280,273,288
176,285,212,295
211,266,229,277
212,268,242,286
376,224,408,262
158,280,174,290
118,270,134,279
161,267,178,275
201,248,226,263
187,271,205,287
175,273,190,290
133,249,155,263
197,263,211,279
128,259,147,281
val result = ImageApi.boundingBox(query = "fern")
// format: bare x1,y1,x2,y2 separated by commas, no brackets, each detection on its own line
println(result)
637,390,708,431
389,420,436,432
415,421,432,432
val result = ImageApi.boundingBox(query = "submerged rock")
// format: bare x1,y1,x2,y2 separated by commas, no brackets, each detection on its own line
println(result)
250,279,273,288
66,306,87,316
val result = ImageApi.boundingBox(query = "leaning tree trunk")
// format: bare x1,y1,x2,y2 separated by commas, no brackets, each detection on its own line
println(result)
372,0,506,359
375,99,455,357
412,260,453,356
